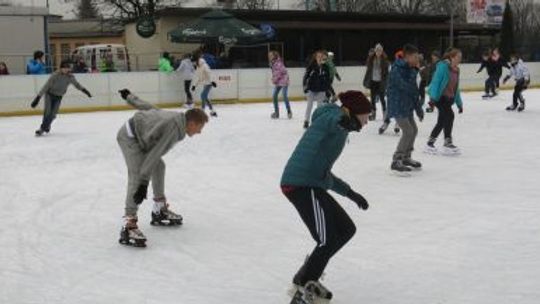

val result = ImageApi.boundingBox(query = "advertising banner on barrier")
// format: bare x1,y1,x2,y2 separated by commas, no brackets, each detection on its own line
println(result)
467,0,505,25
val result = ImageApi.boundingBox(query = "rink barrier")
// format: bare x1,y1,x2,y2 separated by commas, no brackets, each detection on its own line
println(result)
1,63,539,117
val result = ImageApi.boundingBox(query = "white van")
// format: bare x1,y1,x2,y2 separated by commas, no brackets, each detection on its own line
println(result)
73,44,131,72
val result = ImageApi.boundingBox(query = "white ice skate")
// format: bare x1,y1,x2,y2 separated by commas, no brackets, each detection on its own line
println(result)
289,281,332,304
119,216,147,247
441,139,461,156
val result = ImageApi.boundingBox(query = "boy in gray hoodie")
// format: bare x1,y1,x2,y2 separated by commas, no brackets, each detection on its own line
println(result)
117,89,209,247
31,60,92,136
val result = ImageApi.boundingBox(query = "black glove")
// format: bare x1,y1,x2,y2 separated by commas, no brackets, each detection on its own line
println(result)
347,189,369,210
325,91,331,98
119,89,131,100
303,87,309,94
82,88,92,98
31,96,41,108
211,81,217,88
133,182,149,205
458,106,463,114
415,107,424,122
191,86,196,91
339,113,361,132
503,75,511,84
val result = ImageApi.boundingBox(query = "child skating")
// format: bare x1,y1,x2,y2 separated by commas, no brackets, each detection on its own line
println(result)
269,50,292,119
30,60,92,136
425,48,464,155
192,52,218,117
303,50,331,129
503,54,530,112
386,44,423,174
281,91,371,304
116,89,208,247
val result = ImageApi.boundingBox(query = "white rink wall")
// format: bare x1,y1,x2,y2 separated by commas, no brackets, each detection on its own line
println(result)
1,63,539,114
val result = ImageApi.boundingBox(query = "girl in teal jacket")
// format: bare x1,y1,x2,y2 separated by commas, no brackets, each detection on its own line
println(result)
426,48,464,154
280,91,371,302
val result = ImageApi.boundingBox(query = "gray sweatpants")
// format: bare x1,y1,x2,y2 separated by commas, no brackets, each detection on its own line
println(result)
304,91,327,122
393,116,418,160
117,126,165,216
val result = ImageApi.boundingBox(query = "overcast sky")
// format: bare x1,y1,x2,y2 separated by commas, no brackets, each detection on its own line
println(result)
7,0,540,19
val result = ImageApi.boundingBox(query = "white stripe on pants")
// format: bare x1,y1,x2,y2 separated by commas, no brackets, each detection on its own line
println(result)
311,189,326,246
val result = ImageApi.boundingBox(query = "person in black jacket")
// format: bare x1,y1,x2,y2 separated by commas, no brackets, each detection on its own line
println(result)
477,49,497,98
421,50,441,113
303,50,331,129
479,48,510,98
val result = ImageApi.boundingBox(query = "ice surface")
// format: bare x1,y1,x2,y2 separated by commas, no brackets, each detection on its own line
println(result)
1,90,539,304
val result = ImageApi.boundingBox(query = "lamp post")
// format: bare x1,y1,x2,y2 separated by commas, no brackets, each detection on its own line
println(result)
44,0,50,72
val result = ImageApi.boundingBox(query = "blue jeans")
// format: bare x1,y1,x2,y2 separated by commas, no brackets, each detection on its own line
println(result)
200,85,213,110
40,94,63,132
272,86,291,114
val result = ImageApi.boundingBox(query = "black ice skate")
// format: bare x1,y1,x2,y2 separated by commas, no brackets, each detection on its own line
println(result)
303,121,309,129
119,217,147,247
151,204,183,226
287,111,293,119
271,112,279,119
391,159,412,176
378,122,389,135
517,103,525,112
394,124,400,134
424,138,438,155
35,129,45,136
369,110,376,121
403,158,422,170
506,104,517,111
210,111,218,117
482,93,492,99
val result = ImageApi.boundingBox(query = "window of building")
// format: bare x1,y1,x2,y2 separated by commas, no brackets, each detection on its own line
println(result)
61,43,71,61
49,44,57,69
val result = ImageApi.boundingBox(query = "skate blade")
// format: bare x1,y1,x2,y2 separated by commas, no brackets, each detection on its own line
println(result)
440,148,461,156
150,220,183,226
423,147,438,155
390,170,412,177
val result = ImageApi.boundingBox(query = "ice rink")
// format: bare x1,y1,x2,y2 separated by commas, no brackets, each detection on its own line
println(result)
1,90,539,304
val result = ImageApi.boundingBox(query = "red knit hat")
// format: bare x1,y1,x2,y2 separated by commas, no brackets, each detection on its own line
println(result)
338,91,371,115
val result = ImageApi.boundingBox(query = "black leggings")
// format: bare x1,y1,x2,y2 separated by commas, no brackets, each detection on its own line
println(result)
513,79,527,107
430,96,455,140
370,81,386,113
184,80,193,104
485,75,498,95
284,187,356,285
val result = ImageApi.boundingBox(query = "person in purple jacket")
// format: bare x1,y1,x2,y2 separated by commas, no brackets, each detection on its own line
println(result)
269,50,292,119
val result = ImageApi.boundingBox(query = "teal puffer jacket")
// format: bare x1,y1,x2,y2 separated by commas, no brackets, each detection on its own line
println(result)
280,104,351,196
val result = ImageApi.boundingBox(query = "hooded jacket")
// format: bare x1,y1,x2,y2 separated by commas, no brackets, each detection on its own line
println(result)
428,60,463,107
386,58,420,119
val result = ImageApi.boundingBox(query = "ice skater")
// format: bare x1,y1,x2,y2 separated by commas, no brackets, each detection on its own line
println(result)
116,89,209,247
302,50,331,129
363,43,389,121
269,50,292,119
503,53,530,112
477,49,497,99
191,52,217,117
386,44,423,174
325,51,342,102
176,53,196,108
281,90,371,304
488,48,510,98
425,48,464,155
30,60,92,136
424,51,442,113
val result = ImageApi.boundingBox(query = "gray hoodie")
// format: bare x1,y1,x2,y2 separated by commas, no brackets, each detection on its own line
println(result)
126,95,187,181
38,72,86,97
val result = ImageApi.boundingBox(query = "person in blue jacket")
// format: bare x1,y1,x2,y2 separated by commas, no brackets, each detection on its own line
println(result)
426,48,464,154
281,91,371,303
386,44,423,173
26,50,47,75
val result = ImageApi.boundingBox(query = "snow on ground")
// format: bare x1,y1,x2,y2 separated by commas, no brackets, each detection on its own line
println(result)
0,90,539,304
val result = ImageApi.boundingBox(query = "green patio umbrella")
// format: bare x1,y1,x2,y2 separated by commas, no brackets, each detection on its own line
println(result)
168,10,267,45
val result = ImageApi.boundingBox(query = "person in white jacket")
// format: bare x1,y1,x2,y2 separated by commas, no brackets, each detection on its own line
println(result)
176,54,196,108
503,54,530,112
192,53,217,117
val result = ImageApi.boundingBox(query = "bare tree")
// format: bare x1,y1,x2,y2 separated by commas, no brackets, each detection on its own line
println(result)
76,0,100,19
235,0,274,9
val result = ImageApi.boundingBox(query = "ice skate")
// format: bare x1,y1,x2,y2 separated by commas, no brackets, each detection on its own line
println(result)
210,110,218,117
35,129,45,136
391,159,412,177
426,106,434,113
369,110,376,121
119,216,147,247
290,281,331,304
303,121,309,129
403,157,422,170
506,104,517,111
482,93,492,99
424,138,438,155
517,103,525,112
287,111,293,119
441,138,460,156
378,121,389,135
151,203,183,226
271,112,279,119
